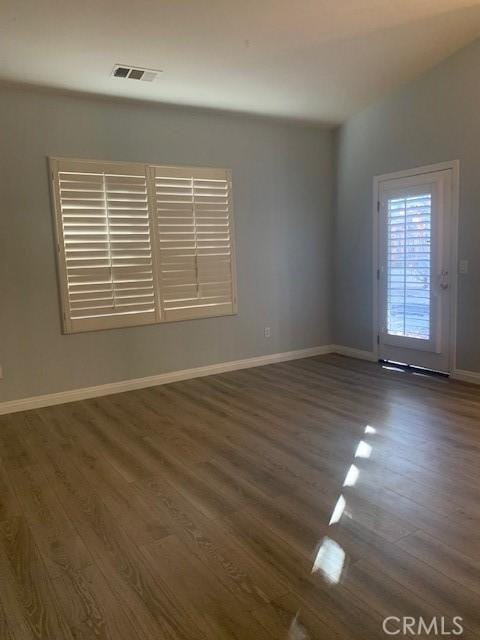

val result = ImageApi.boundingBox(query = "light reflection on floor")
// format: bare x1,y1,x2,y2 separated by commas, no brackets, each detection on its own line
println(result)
287,613,310,639
328,494,346,525
343,463,359,487
310,423,378,587
355,440,372,459
311,536,346,584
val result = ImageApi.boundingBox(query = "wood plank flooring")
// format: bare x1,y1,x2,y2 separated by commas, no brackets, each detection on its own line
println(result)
0,354,479,639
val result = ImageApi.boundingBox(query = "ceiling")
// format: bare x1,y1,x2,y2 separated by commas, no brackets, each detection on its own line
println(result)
2,1,480,124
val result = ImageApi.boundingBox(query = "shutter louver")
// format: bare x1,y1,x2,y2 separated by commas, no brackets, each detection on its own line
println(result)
153,165,236,321
52,159,158,332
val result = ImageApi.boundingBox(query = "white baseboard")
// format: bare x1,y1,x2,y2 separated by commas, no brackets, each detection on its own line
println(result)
0,345,335,415
332,344,377,362
450,369,480,385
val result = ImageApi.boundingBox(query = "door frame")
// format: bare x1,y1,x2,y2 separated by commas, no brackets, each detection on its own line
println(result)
372,160,460,372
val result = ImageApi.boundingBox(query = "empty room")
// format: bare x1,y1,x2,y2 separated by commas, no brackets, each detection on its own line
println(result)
1,2,480,638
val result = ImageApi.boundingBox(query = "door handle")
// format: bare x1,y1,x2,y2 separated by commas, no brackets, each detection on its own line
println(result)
439,269,449,290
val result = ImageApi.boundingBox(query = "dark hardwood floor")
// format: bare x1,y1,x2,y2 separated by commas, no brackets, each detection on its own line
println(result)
1,354,479,639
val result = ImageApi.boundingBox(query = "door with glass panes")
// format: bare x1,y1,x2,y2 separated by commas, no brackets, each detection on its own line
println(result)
377,169,453,372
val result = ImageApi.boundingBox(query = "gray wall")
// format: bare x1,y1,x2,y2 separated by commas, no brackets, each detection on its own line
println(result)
0,85,334,402
335,38,480,372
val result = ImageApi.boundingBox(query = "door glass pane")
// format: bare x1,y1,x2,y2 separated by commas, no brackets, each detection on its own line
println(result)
387,194,431,339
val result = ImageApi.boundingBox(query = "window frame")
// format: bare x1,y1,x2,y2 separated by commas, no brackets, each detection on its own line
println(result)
49,156,238,334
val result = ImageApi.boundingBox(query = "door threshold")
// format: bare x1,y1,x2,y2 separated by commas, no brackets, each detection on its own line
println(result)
378,359,450,379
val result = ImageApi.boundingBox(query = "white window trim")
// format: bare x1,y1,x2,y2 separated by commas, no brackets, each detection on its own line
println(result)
49,156,238,334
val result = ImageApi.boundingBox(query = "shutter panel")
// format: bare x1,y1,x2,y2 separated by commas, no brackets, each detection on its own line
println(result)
152,165,236,321
51,159,159,332
387,193,432,340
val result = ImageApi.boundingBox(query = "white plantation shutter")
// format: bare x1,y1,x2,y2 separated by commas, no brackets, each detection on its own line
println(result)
51,159,158,332
152,165,236,321
50,158,237,333
387,193,432,340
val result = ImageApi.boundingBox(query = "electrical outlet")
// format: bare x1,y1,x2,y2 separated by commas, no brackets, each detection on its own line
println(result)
459,259,469,275
264,326,271,339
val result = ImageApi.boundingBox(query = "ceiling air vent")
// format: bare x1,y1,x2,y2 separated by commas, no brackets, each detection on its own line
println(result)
112,65,162,82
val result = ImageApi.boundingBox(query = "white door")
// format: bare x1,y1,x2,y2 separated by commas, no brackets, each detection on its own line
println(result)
377,169,453,372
